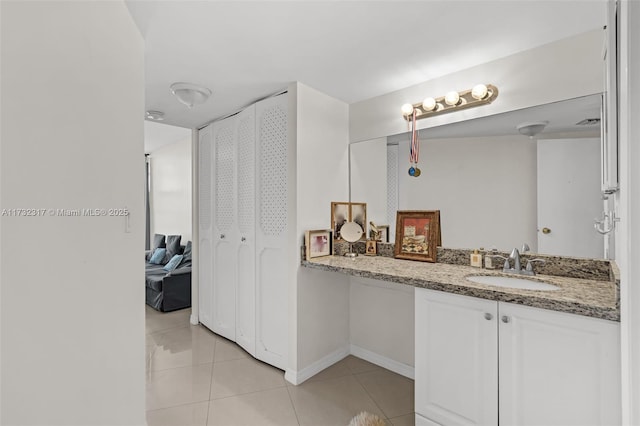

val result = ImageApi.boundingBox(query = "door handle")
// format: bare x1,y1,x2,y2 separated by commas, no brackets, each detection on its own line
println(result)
541,227,551,234
484,313,493,321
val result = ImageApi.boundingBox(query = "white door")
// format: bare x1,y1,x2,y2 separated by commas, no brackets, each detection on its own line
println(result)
212,117,237,341
415,288,498,426
255,93,289,369
198,124,214,329
235,105,256,355
499,303,621,426
537,139,603,258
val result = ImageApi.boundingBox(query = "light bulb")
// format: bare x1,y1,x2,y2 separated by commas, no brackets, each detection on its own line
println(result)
422,97,437,111
401,103,414,115
444,91,460,106
471,84,488,100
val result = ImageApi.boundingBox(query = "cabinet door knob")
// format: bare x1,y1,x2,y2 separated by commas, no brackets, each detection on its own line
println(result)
501,315,510,323
484,313,493,321
220,234,225,239
541,227,552,234
241,237,246,242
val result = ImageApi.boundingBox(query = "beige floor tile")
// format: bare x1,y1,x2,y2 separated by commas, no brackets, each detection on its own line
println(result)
147,336,216,371
146,307,192,334
288,375,386,426
213,337,250,362
342,355,382,375
210,357,286,399
389,413,415,426
305,358,352,383
355,370,414,419
146,401,210,426
207,387,298,426
146,363,214,411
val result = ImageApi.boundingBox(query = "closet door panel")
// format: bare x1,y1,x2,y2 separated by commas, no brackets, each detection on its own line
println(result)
197,124,214,329
255,94,288,369
212,117,237,340
235,106,256,355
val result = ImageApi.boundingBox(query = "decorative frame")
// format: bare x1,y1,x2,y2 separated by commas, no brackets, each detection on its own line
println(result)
305,229,333,259
365,240,377,256
331,201,367,240
349,202,367,241
394,210,440,262
375,225,390,243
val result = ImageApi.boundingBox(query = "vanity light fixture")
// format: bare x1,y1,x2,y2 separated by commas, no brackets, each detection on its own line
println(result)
170,82,212,109
401,83,498,121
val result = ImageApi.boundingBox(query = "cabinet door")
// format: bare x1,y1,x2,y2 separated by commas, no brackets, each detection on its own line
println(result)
235,105,256,356
198,124,214,329
415,288,498,426
499,303,621,426
255,93,289,370
211,116,237,341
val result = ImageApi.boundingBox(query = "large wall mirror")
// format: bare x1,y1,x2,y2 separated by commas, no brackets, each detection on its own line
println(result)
350,94,614,260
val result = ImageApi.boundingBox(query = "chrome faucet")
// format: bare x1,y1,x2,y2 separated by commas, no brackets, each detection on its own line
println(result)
509,248,522,272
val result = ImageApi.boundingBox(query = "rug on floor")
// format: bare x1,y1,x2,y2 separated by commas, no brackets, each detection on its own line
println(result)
348,411,386,426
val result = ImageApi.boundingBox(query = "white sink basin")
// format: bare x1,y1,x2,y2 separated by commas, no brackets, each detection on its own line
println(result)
466,275,560,291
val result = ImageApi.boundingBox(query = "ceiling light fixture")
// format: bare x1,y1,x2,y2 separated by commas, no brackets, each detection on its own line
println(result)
401,84,498,121
517,121,549,138
170,82,212,109
145,110,165,121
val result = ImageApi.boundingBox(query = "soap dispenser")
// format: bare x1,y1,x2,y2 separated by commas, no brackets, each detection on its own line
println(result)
470,249,482,268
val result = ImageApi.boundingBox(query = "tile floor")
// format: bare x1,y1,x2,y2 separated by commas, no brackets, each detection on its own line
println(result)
146,306,415,426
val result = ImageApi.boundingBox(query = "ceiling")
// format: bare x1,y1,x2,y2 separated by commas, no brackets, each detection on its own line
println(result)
126,1,606,130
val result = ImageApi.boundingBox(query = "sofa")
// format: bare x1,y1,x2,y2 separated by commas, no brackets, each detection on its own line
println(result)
145,234,192,312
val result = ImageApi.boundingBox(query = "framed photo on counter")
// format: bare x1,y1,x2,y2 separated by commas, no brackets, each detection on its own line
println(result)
305,229,333,259
394,210,440,262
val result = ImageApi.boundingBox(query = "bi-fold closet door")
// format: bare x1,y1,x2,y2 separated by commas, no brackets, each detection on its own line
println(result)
210,105,257,352
198,93,289,370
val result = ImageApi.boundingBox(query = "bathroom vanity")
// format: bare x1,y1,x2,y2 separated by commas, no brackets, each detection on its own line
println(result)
302,253,620,425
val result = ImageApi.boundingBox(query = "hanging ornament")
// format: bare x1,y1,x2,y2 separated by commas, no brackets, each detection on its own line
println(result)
408,109,421,177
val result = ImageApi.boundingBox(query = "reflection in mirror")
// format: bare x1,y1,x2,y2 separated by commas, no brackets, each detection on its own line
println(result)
350,94,614,260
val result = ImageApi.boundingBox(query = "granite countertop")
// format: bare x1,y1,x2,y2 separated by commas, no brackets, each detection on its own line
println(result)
302,255,619,322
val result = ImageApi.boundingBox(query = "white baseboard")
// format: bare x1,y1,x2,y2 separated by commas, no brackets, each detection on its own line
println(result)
284,346,350,385
190,314,199,326
350,344,414,380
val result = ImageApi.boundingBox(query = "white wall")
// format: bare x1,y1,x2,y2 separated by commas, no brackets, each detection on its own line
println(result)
350,138,387,230
617,1,640,423
0,2,145,425
350,278,414,376
150,138,193,243
350,29,604,143
290,82,351,383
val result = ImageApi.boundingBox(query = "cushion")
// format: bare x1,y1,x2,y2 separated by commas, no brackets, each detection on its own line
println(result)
149,248,166,264
163,254,184,272
147,234,166,260
179,241,192,267
163,235,182,263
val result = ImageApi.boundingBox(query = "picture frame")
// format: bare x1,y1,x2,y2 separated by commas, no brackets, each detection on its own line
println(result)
305,229,333,259
371,225,389,243
349,202,367,241
331,201,367,240
394,210,441,262
331,202,350,240
365,240,377,256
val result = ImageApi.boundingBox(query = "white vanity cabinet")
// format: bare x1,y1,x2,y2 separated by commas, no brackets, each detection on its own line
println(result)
198,92,289,370
415,288,621,426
